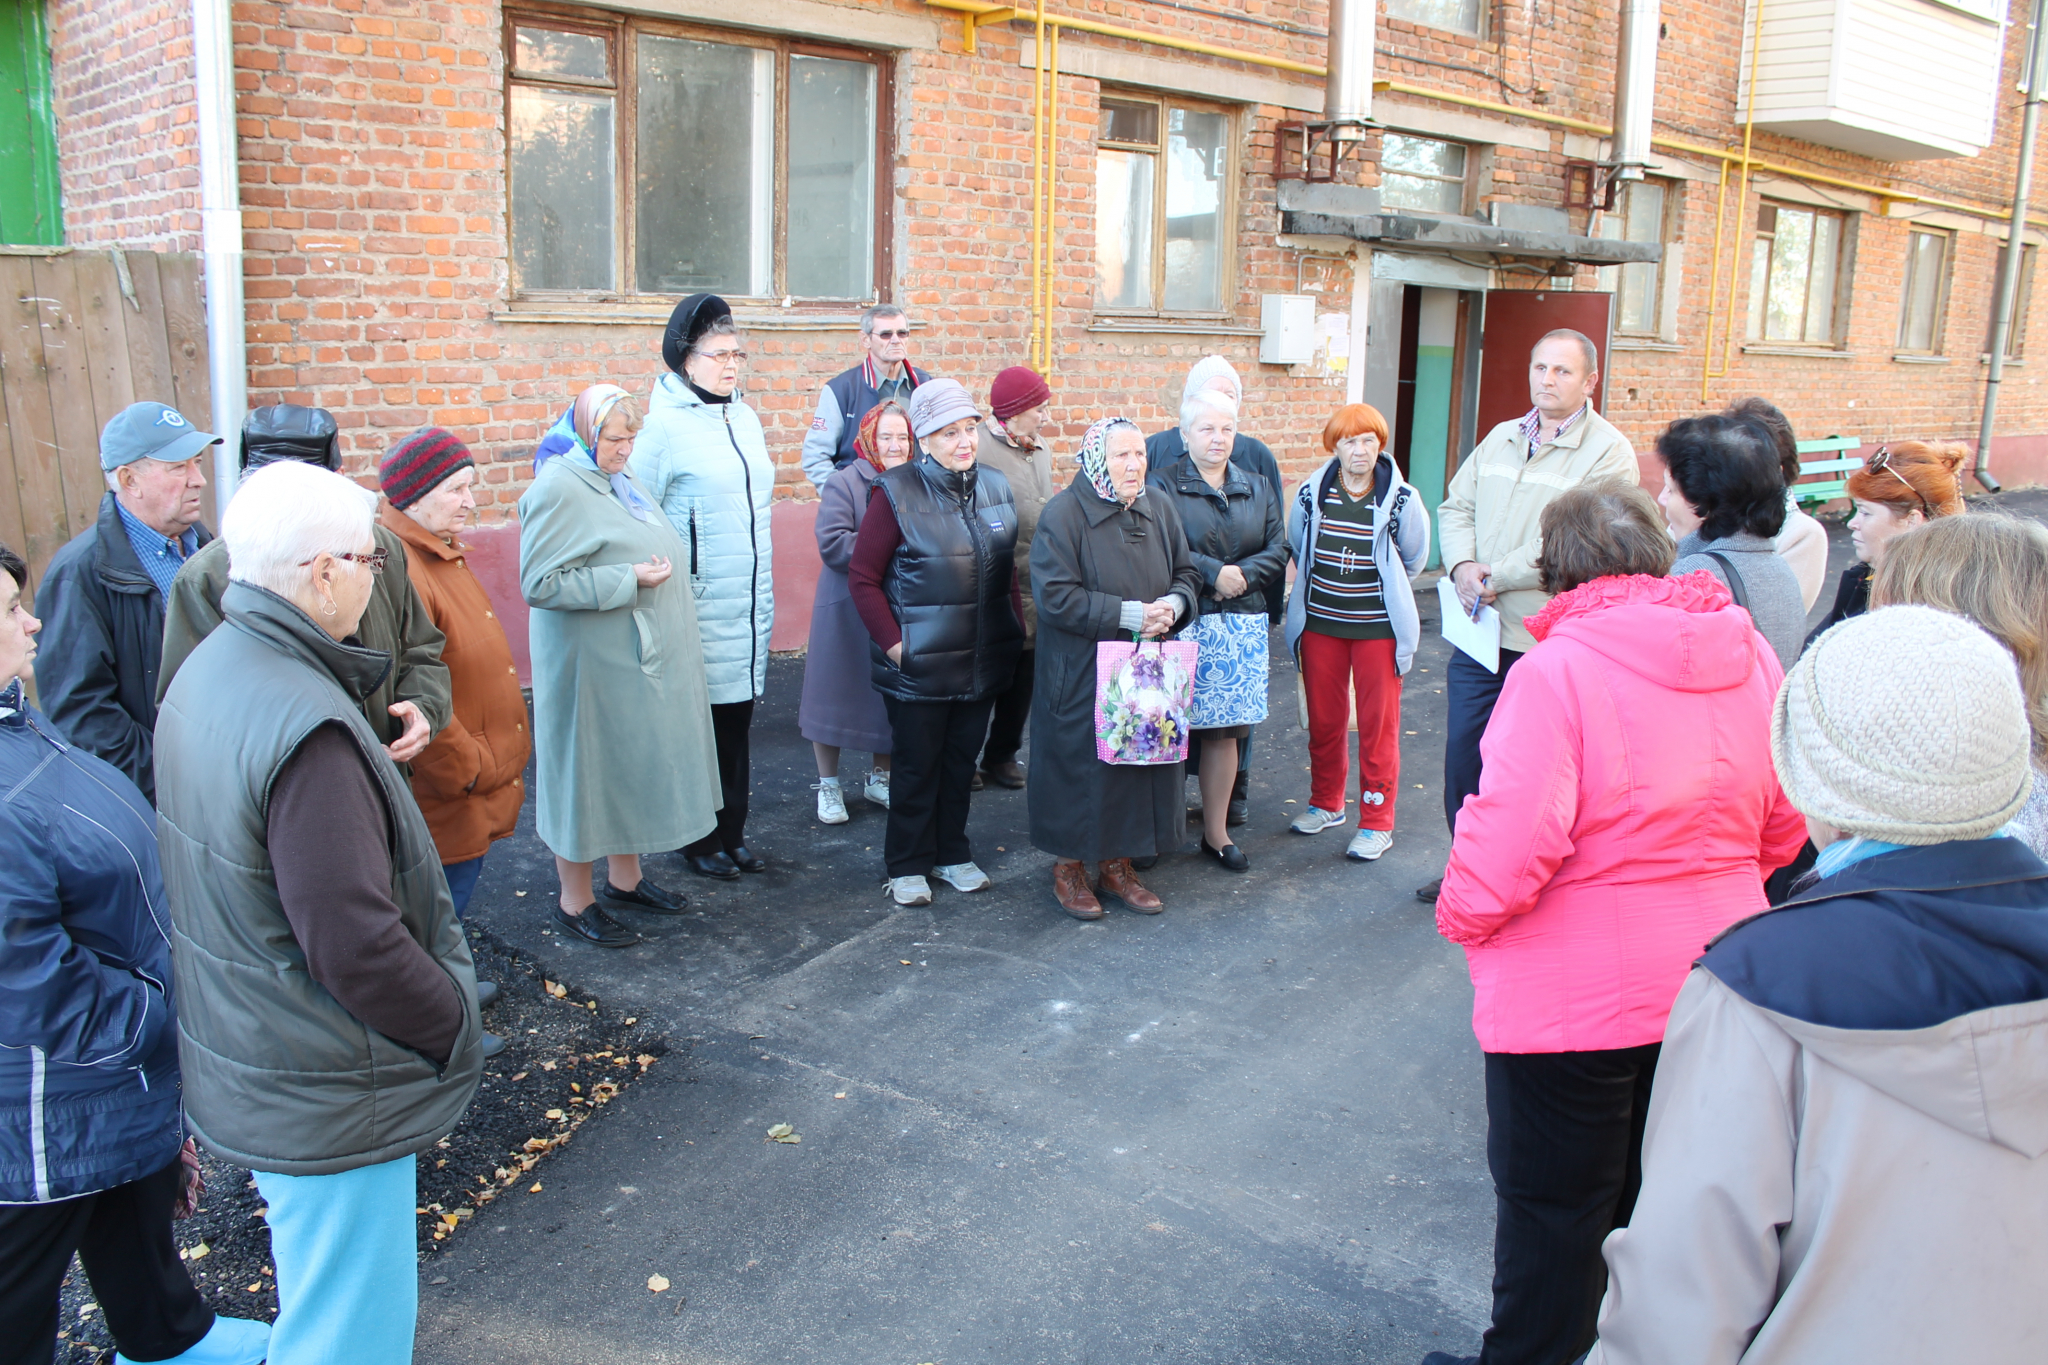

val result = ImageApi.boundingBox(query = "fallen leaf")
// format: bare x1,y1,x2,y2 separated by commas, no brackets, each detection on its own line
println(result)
900,960,913,966
635,1054,658,1067
514,890,528,897
510,1072,527,1082
545,1109,563,1120
529,1183,543,1193
543,980,567,999
647,1274,671,1293
187,1243,209,1260
586,1001,597,1011
766,1123,793,1139
624,1016,638,1025
779,1134,802,1143
440,1214,460,1230
246,1283,262,1293
834,1092,847,1099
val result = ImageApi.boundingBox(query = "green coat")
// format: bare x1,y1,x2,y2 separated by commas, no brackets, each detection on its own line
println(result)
519,458,721,862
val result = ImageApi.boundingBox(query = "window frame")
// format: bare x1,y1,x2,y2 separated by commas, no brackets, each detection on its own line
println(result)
1383,0,1487,38
1745,200,1855,350
502,4,893,306
1091,90,1239,321
1378,132,1472,218
1597,178,1674,338
1894,227,1954,355
1992,242,2038,361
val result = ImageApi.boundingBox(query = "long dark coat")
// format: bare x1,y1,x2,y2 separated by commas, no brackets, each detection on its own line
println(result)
1027,476,1204,861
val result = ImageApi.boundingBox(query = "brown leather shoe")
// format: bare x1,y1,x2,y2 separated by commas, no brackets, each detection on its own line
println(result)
1053,861,1103,920
978,759,1026,789
1097,858,1164,913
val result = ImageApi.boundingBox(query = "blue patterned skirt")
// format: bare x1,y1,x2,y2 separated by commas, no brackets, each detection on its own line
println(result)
1185,611,1270,730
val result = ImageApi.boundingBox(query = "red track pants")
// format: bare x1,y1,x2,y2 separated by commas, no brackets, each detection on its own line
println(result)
1299,631,1403,830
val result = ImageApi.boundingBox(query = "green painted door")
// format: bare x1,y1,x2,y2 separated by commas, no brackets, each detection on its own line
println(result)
1407,289,1458,570
0,0,61,246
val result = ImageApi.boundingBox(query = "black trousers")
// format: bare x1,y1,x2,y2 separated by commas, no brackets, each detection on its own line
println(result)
1443,647,1524,834
1480,1045,1661,1365
0,1154,212,1365
883,693,995,878
980,648,1034,769
685,699,754,857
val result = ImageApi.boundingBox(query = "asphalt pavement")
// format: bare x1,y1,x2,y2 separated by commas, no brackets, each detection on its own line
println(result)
417,487,2048,1365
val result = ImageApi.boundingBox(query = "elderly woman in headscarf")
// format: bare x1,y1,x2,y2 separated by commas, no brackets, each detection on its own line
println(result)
520,384,721,949
799,398,912,825
1029,416,1204,920
1144,354,1285,830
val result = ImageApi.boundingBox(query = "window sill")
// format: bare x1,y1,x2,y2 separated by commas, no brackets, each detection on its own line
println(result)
1610,337,1681,352
1086,319,1264,336
1890,353,1951,365
494,299,867,329
1739,344,1855,359
1978,353,2027,366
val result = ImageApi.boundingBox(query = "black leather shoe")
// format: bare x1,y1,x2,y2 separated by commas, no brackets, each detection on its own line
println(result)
601,877,688,913
686,852,741,881
1129,854,1160,871
1226,798,1249,827
1416,877,1443,903
475,979,501,1010
727,845,767,874
553,905,640,947
479,1030,506,1060
1201,837,1250,872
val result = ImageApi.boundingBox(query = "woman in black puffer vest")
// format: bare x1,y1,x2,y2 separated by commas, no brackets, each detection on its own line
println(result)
848,379,1024,907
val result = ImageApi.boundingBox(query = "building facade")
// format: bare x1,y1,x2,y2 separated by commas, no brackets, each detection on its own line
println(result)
15,0,2046,643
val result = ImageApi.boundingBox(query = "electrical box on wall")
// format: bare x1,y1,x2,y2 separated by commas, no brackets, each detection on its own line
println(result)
1260,294,1316,365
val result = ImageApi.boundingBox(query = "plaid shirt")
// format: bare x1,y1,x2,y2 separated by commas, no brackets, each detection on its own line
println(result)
1518,402,1590,457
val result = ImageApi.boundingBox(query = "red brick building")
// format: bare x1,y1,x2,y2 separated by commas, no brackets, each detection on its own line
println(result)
26,0,2048,651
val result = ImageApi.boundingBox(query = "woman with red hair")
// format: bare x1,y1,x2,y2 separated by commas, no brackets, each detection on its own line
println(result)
1282,404,1429,862
1806,439,1967,647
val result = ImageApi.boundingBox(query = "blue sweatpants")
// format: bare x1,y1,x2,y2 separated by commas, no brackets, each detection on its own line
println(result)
254,1154,417,1365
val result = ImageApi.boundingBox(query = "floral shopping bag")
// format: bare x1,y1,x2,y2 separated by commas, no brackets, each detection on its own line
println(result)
1094,637,1198,765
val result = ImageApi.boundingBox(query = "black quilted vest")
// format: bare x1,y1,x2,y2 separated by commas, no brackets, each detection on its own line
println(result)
870,454,1024,702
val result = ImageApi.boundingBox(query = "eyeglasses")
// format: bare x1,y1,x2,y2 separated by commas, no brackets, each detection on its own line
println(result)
300,548,389,575
870,329,910,340
1864,446,1934,517
697,349,747,366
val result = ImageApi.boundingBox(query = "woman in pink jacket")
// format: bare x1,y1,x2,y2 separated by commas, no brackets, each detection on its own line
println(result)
1426,482,1805,1365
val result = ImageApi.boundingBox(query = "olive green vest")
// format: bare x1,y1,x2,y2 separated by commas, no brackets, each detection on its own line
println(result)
156,582,481,1175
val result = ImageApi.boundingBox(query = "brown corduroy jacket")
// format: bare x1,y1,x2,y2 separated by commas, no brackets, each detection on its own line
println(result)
379,503,531,863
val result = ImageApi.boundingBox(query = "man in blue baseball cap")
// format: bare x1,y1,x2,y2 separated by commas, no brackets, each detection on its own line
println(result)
35,401,219,802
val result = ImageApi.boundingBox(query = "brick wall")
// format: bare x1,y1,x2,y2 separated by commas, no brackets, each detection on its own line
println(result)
48,0,202,250
42,0,2048,521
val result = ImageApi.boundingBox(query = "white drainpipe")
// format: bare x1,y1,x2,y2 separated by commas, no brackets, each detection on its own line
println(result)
192,0,245,500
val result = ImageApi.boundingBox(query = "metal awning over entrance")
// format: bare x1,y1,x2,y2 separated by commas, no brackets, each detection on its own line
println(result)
1277,181,1662,270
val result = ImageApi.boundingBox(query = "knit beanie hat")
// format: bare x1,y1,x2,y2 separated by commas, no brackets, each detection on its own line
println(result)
906,377,978,439
1772,605,2034,844
989,366,1051,422
379,427,476,509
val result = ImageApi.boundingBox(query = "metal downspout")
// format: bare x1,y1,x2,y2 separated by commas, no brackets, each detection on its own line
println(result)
1325,0,1375,129
1610,0,1659,183
1978,0,2048,493
193,0,245,499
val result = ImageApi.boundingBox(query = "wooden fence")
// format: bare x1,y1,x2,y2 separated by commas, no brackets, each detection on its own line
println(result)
0,249,212,594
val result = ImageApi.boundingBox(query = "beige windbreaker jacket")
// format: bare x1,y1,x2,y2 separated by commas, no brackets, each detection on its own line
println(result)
1435,406,1639,654
1590,967,2048,1365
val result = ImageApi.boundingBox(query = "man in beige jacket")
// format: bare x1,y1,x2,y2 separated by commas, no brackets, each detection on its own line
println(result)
1425,329,1639,901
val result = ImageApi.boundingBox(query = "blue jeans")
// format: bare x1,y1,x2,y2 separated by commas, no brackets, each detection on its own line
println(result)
253,1155,417,1365
442,856,485,916
1443,646,1523,835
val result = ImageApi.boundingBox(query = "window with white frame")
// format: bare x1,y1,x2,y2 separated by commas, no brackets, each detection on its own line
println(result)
1992,244,2037,359
1895,229,1952,353
506,13,883,301
1094,96,1233,313
1385,0,1484,34
1746,202,1849,346
1597,180,1670,335
1380,134,1468,216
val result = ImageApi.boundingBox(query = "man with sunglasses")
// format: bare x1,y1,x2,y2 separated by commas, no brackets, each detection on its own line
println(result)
157,405,451,768
802,304,932,489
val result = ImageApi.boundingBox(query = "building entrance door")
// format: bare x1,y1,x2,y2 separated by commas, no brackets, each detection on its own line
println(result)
1475,289,1614,439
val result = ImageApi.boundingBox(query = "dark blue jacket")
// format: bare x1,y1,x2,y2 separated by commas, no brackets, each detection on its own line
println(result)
0,683,182,1203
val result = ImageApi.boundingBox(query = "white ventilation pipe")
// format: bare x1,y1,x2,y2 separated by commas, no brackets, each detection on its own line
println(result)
1325,0,1375,133
1610,0,1660,181
193,0,246,500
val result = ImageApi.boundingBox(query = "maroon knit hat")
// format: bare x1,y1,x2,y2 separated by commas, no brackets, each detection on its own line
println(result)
989,366,1051,422
379,428,476,509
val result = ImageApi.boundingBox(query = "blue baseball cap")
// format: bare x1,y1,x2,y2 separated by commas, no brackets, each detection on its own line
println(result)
99,402,221,471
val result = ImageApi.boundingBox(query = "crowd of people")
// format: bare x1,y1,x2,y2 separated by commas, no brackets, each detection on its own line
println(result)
4,294,2045,1365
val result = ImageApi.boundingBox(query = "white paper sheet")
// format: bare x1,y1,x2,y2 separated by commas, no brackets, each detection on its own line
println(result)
1437,575,1501,673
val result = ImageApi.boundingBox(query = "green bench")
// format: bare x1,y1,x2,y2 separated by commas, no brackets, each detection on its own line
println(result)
1790,435,1863,506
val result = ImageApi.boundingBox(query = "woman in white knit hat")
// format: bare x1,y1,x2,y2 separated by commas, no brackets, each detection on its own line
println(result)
1583,605,2048,1365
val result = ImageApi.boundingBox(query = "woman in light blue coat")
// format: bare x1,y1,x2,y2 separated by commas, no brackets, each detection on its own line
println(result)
630,294,775,880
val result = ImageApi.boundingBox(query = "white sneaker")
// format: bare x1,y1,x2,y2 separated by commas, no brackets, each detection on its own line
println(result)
889,874,932,906
1347,828,1394,861
864,769,891,809
1291,804,1347,835
814,781,848,825
932,861,991,892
